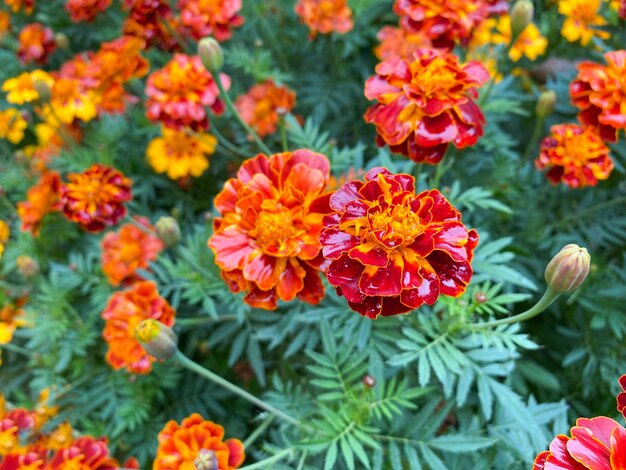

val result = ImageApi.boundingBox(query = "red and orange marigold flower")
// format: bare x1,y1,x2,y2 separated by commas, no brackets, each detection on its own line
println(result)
122,0,177,50
17,23,56,65
364,48,488,165
65,0,112,22
374,26,431,61
101,280,175,374
294,0,353,37
535,123,614,188
145,54,229,131
101,217,164,286
60,164,132,232
570,50,626,143
177,0,244,42
4,0,34,14
17,171,62,236
208,150,331,310
234,80,296,138
154,413,245,470
319,167,478,319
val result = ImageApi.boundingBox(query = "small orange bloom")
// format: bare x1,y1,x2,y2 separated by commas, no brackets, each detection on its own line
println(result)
101,217,164,286
320,167,478,319
0,220,9,260
145,54,229,131
177,0,244,41
0,12,10,37
535,123,614,188
61,164,132,232
294,0,353,37
374,26,432,61
17,171,62,236
208,150,331,310
558,0,609,46
101,280,175,374
155,413,245,470
1,70,54,105
570,50,626,143
17,23,56,65
4,0,34,13
234,80,296,137
364,48,488,165
65,0,112,22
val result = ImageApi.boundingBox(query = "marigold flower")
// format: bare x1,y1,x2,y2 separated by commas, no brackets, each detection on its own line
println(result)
570,50,626,143
319,167,478,319
535,123,614,188
101,217,164,286
61,164,132,232
1,70,54,105
533,416,626,470
122,0,177,50
146,127,217,180
45,77,97,124
48,436,119,468
0,221,8,261
145,54,229,131
17,23,56,65
234,80,296,137
374,26,432,61
558,0,609,46
177,0,244,41
364,48,488,165
0,298,27,345
508,21,548,62
618,375,626,419
394,0,491,49
17,171,62,236
101,280,175,374
0,108,27,145
154,413,245,470
0,12,10,37
4,0,34,13
294,0,353,37
208,150,331,310
65,0,112,22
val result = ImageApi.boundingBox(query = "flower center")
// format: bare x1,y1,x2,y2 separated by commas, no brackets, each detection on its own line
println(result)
250,209,298,254
368,201,423,250
559,130,597,166
408,57,461,100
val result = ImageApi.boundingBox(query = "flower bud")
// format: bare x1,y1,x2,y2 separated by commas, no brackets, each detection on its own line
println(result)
535,90,557,119
198,37,223,74
510,0,534,38
363,375,376,388
194,449,218,470
33,79,51,103
135,319,178,360
54,33,70,50
544,244,590,294
16,255,39,278
155,216,180,246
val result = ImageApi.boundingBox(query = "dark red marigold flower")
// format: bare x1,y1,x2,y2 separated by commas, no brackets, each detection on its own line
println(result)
320,167,478,319
177,0,244,42
17,23,56,65
65,0,112,22
535,123,614,188
570,50,626,143
618,375,626,419
364,48,488,165
208,150,331,310
60,164,132,232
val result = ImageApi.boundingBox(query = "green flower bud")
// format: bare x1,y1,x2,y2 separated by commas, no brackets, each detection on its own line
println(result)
198,37,224,74
16,255,39,278
536,90,557,119
544,244,590,294
155,216,181,247
135,319,178,361
54,33,70,50
33,80,51,103
510,0,534,38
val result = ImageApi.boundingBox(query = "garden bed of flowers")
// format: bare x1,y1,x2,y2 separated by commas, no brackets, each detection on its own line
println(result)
0,0,625,468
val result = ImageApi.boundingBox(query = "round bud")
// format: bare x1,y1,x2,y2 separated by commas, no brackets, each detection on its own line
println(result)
535,90,557,119
135,319,178,361
198,37,224,74
474,292,488,304
54,33,70,50
363,375,376,388
33,79,51,103
510,0,534,38
544,244,590,294
155,216,180,247
16,255,39,278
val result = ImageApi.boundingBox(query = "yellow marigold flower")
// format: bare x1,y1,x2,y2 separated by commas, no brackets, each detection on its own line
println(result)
0,298,27,345
45,78,97,124
0,220,9,260
146,127,217,180
0,108,28,144
509,22,548,62
470,16,547,62
558,0,609,46
469,17,508,49
2,70,54,105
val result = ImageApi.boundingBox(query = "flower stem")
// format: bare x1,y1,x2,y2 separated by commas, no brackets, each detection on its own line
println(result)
245,0,290,71
174,350,301,426
472,287,559,328
243,414,275,448
279,116,289,152
522,115,545,160
176,315,238,327
239,448,294,470
1,342,34,357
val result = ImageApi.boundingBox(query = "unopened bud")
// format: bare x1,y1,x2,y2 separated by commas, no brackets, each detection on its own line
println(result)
510,0,534,38
54,33,69,50
544,244,590,294
198,37,223,74
535,90,556,119
194,449,218,470
155,216,180,246
33,79,51,103
135,319,177,360
363,375,376,388
16,255,39,278
474,292,488,304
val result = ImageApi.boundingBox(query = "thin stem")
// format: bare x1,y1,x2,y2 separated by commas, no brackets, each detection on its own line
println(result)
279,116,289,152
1,342,34,357
123,215,156,235
245,0,290,71
550,195,626,229
208,117,252,159
174,350,301,427
176,315,238,327
239,448,294,470
522,116,545,160
472,288,559,328
243,414,275,448
413,163,423,191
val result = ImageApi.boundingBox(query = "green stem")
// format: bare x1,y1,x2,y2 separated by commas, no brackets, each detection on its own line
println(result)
174,350,301,427
239,448,294,470
1,342,34,357
123,215,156,235
550,195,626,228
208,117,253,159
522,115,545,160
473,287,559,328
477,78,495,107
176,315,238,327
213,73,272,155
413,163,423,190
243,414,275,448
279,116,289,152
245,0,290,71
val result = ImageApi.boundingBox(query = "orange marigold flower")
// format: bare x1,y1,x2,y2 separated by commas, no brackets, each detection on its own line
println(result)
0,220,9,261
1,70,54,105
558,0,609,46
145,54,229,131
234,80,296,137
294,0,353,37
154,413,245,470
0,297,27,345
534,416,626,470
364,48,488,165
123,0,177,50
394,0,491,49
17,23,56,65
0,12,10,38
146,127,217,180
101,280,175,374
570,50,626,143
45,77,97,124
17,171,62,237
0,108,28,145
61,164,132,233
320,167,478,319
374,26,432,61
208,150,331,310
177,0,244,42
65,0,112,22
4,0,34,13
536,123,614,188
101,217,164,286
